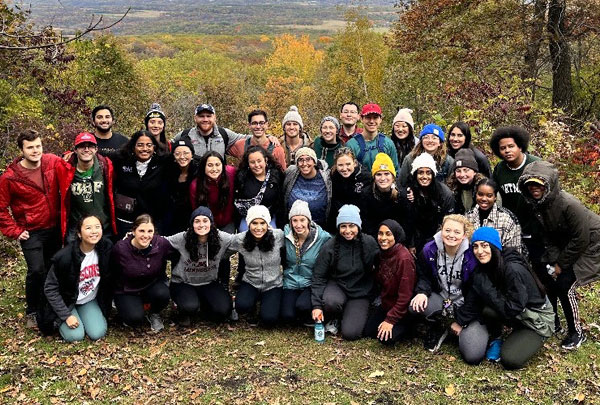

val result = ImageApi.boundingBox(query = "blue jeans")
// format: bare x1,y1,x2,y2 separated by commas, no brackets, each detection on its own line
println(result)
59,299,107,342
235,282,282,327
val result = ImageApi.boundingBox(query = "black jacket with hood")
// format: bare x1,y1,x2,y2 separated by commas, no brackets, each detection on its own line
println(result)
517,160,600,285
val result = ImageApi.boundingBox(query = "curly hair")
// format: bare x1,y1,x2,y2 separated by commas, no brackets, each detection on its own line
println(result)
195,151,230,210
489,126,530,158
243,228,275,252
441,214,474,239
184,224,221,261
236,145,283,180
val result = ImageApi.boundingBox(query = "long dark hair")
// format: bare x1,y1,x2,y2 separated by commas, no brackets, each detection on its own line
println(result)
195,151,230,209
243,228,275,252
392,125,416,164
237,145,283,182
446,121,472,157
184,224,221,261
120,130,164,161
480,246,546,296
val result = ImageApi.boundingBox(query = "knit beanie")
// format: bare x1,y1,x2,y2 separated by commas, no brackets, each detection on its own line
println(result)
411,152,438,175
295,147,317,164
379,219,406,245
454,149,479,172
246,205,271,226
172,137,194,156
420,123,445,142
320,116,340,131
190,206,214,227
392,108,414,131
288,199,312,221
371,153,397,177
145,103,166,125
336,204,362,229
472,227,502,251
282,106,304,130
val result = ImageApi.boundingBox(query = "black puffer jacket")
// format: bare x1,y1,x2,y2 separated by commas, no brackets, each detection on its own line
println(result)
328,164,371,232
518,160,600,285
456,248,546,326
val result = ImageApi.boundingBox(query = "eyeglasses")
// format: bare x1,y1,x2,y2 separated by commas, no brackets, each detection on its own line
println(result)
296,157,314,165
250,121,267,127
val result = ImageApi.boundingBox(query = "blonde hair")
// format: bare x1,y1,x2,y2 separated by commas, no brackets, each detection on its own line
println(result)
409,140,448,169
441,214,474,239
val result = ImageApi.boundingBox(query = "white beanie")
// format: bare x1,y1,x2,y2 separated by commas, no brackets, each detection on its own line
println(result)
411,153,438,175
295,147,317,164
288,199,312,221
393,108,414,131
246,205,272,226
282,106,304,130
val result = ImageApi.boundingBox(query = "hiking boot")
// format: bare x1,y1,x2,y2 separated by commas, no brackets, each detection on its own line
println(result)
486,338,503,362
178,314,191,327
424,324,448,352
325,319,339,335
26,313,37,329
147,313,164,332
561,331,586,350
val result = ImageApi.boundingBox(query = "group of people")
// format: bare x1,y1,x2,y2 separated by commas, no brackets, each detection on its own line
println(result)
1,100,599,371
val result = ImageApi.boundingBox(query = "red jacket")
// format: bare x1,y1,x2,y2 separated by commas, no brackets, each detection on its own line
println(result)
189,165,236,228
0,154,64,239
376,243,416,325
57,154,117,242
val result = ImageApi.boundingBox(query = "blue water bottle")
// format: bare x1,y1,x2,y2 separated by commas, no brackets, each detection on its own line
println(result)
314,320,325,343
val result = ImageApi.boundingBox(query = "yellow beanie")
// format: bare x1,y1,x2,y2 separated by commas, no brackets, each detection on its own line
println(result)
371,153,396,177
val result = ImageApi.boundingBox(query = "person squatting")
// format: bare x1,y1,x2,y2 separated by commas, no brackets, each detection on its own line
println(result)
1,102,598,371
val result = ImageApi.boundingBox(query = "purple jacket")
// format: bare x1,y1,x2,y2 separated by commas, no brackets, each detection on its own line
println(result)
415,239,478,297
111,234,173,294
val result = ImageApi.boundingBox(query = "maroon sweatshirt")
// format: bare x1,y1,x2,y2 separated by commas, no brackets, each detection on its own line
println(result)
376,243,416,325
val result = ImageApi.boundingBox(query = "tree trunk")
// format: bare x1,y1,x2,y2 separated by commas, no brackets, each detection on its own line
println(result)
548,0,573,110
522,0,547,102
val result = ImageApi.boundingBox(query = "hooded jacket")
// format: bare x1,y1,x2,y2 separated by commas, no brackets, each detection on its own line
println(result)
0,154,65,239
518,160,600,285
456,248,546,326
57,154,117,242
283,223,331,290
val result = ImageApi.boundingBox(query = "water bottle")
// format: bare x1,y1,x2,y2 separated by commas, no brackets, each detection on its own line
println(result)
314,320,325,343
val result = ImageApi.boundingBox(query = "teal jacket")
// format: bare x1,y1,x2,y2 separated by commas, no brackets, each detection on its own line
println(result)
283,223,331,290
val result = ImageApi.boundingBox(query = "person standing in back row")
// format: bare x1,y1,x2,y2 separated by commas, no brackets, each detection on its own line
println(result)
282,106,311,167
91,105,128,158
346,103,399,173
338,102,362,144
0,130,66,327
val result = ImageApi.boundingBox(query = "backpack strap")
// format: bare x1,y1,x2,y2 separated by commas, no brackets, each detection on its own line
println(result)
244,137,276,154
376,133,386,153
354,133,367,162
217,126,230,151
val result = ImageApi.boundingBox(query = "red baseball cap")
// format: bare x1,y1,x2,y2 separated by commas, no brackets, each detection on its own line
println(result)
360,103,382,116
74,132,97,146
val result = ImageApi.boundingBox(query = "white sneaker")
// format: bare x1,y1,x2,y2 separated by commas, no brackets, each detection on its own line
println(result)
147,313,164,332
325,319,339,335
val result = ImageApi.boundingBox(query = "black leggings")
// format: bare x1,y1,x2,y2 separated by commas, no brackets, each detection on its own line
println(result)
280,288,312,324
114,280,170,326
363,306,410,345
535,265,581,335
170,281,232,322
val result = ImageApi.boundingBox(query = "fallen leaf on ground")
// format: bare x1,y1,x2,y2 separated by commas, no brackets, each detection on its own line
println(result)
368,370,384,378
445,384,456,396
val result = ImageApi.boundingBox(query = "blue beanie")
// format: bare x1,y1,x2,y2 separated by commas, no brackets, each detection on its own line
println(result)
336,204,362,229
190,206,214,226
420,123,445,142
472,227,502,251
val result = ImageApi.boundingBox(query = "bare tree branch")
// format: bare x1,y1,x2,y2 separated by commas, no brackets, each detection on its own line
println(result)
0,7,130,50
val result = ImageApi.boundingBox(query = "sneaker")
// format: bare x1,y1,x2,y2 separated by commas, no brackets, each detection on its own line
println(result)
178,314,191,327
561,332,586,350
486,338,502,362
325,319,339,335
26,313,37,329
424,325,448,352
147,313,164,332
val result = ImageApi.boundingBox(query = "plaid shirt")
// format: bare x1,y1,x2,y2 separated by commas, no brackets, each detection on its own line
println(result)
466,203,524,253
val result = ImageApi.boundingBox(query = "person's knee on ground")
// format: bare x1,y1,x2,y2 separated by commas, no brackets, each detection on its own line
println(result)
459,321,489,365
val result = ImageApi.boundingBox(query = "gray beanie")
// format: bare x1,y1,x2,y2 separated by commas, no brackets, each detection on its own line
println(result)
282,106,304,130
288,200,312,221
320,116,340,131
454,149,479,172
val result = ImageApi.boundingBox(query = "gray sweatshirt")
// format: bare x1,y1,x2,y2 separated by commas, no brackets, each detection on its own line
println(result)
167,230,234,286
228,229,284,292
